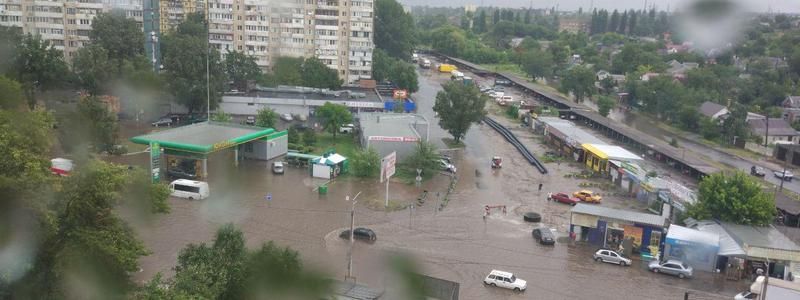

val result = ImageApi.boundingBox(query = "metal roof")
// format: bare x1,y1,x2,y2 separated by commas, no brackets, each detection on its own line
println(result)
538,117,605,147
130,122,283,154
571,203,667,227
334,281,384,300
358,112,428,141
720,222,800,252
582,143,643,161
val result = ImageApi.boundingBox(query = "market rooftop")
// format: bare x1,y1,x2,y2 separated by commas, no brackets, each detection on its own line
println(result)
571,203,667,227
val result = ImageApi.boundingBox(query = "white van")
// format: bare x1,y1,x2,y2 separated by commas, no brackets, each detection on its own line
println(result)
169,179,209,200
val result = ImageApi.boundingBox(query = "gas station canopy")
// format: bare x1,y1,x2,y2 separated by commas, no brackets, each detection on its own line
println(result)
131,121,282,154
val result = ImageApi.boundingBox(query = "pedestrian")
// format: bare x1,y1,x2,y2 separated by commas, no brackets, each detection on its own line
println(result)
547,192,552,201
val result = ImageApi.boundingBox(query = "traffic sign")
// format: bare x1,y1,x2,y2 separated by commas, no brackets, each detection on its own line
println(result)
380,151,397,183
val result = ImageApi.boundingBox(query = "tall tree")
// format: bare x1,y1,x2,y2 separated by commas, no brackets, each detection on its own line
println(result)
590,9,598,35
524,9,532,24
78,95,120,152
597,95,615,117
72,45,113,95
492,9,500,25
618,11,628,34
161,13,226,114
301,58,342,89
375,0,415,60
402,141,441,179
520,49,554,80
0,76,25,110
12,34,69,108
0,26,21,75
255,107,278,128
560,65,595,103
372,49,418,93
271,57,304,86
687,172,775,225
609,10,620,35
474,10,487,33
224,51,261,91
89,11,144,67
433,81,487,143
628,10,638,35
316,102,352,142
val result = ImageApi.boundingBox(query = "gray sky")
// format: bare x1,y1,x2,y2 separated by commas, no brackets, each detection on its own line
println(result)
399,0,800,13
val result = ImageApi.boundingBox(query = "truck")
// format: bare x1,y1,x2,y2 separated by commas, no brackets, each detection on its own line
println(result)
741,276,800,300
438,64,457,73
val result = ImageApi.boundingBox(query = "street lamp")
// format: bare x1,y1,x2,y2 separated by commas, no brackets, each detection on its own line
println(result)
345,191,361,281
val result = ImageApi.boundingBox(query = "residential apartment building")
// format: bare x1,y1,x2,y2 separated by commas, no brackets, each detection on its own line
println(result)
0,0,373,83
0,0,143,59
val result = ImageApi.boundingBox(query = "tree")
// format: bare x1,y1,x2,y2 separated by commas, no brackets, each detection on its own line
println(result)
390,60,419,93
375,0,415,60
492,9,500,25
224,51,261,91
560,66,595,103
520,49,554,80
0,76,25,110
0,26,21,75
433,81,487,143
609,10,620,35
597,96,615,117
302,130,316,147
89,11,144,66
316,102,352,142
72,45,113,95
301,58,342,89
78,95,119,153
255,107,278,128
351,147,380,178
618,11,628,34
12,34,69,108
211,110,232,122
687,172,775,225
402,141,440,179
161,13,226,114
474,10,487,33
627,10,637,36
138,224,330,299
271,57,304,86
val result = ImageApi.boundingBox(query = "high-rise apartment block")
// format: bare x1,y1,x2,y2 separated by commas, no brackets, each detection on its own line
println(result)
0,0,373,84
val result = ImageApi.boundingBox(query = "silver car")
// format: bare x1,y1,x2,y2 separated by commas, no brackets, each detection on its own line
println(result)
593,249,631,266
648,259,693,279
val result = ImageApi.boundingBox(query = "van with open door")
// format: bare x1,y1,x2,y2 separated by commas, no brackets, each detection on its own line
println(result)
169,179,209,200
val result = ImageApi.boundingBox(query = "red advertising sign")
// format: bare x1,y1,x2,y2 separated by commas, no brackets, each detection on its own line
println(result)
368,136,419,142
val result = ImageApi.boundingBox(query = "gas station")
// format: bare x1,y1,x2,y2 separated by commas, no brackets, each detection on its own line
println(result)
131,122,288,181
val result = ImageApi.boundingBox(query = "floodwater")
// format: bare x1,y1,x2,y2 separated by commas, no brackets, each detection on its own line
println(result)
119,66,746,299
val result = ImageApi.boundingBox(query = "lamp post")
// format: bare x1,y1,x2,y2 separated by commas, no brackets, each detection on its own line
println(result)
345,191,362,281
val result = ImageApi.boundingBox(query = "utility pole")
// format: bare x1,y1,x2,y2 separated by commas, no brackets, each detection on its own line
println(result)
761,260,770,300
345,191,362,281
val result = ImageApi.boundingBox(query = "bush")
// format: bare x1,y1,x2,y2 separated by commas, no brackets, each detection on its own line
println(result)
506,105,520,119
351,147,380,178
302,130,316,147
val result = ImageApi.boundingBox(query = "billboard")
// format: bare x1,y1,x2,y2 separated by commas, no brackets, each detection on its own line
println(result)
380,151,396,183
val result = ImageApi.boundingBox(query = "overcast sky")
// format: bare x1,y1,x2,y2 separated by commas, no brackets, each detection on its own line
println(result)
399,0,800,13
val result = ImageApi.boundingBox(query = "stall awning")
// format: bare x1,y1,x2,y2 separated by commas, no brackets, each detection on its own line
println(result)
692,221,745,257
666,224,719,247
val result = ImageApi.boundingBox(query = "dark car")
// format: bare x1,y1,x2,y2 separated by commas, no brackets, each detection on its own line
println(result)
549,192,579,206
750,166,765,177
151,117,173,127
532,228,555,245
494,78,512,86
167,168,197,180
339,227,376,242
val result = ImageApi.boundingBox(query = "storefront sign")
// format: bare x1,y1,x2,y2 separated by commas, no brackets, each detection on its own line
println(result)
368,136,419,142
150,142,160,183
212,140,235,151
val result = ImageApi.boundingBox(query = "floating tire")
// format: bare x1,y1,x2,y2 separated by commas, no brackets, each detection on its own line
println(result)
523,212,541,223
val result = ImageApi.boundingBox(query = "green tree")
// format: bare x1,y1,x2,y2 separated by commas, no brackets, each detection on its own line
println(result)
351,147,381,178
271,57,303,86
687,172,775,225
474,10,487,33
560,66,595,103
301,58,342,89
12,34,69,108
211,110,232,122
597,96,615,117
138,224,330,299
302,129,316,147
255,107,278,128
72,45,114,95
161,13,226,114
0,75,25,110
78,95,120,153
224,50,261,91
390,60,419,93
89,11,144,66
316,102,352,142
402,141,440,179
0,26,21,74
520,49,554,80
375,0,415,60
433,81,487,143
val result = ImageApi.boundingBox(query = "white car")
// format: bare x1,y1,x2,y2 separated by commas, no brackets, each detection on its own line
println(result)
775,170,794,181
496,95,514,105
488,91,504,98
734,291,756,300
483,270,526,292
339,124,355,134
439,159,457,173
280,113,293,122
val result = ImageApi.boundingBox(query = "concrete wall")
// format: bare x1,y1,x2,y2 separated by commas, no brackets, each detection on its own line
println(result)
366,140,418,161
220,102,311,118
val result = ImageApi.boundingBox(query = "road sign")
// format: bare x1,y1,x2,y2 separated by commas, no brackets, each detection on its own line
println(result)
380,151,397,183
150,142,160,183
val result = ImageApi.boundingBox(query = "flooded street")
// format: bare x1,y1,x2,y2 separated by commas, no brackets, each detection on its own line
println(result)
120,67,746,299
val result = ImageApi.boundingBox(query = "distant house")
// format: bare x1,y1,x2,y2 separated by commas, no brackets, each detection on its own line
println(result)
782,96,800,123
509,37,524,49
640,72,661,81
596,70,626,85
698,101,729,120
748,118,800,145
666,60,699,75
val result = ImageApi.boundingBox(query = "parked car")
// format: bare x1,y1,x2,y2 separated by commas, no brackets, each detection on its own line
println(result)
648,260,693,279
167,168,197,180
272,161,285,174
574,190,602,203
550,192,579,205
152,117,173,127
439,155,453,164
488,91,505,98
280,113,294,122
734,291,757,300
531,227,555,245
750,166,766,177
593,249,631,266
339,124,355,134
439,160,457,173
494,78,512,86
496,95,514,106
339,227,376,242
483,270,526,292
480,86,493,93
775,170,794,181
245,116,256,126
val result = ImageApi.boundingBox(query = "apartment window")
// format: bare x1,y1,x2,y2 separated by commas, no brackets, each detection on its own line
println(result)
80,19,90,25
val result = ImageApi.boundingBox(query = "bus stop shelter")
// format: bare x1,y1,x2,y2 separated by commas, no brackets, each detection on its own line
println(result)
131,121,287,181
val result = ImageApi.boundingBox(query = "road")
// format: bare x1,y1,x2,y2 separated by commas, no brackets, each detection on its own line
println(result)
116,64,746,299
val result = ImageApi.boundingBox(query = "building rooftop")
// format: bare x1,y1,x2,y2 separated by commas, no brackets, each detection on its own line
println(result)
720,222,800,253
334,281,384,300
571,203,667,227
538,117,605,147
582,143,642,161
358,112,428,141
699,101,728,118
226,85,383,103
748,118,799,136
130,122,281,154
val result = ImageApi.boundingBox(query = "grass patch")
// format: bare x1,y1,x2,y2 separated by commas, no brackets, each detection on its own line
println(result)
312,132,358,157
480,63,529,79
441,138,465,148
364,197,408,211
